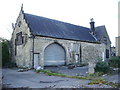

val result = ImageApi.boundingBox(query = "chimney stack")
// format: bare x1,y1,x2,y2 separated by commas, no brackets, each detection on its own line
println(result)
90,18,95,35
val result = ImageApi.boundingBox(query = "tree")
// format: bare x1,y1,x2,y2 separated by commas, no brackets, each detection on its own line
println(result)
1,39,10,66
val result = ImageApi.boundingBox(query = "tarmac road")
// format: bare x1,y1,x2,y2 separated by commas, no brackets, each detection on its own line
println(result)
2,68,90,88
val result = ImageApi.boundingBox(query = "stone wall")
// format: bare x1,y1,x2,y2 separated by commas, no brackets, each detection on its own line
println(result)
12,29,106,68
33,36,106,67
11,10,33,68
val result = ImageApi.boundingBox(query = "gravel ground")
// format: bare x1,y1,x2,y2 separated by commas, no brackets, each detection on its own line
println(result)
2,67,119,89
2,68,90,88
102,74,119,83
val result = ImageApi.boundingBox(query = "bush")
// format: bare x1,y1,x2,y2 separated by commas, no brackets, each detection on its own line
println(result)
94,62,110,73
2,40,10,66
108,56,120,68
4,62,17,68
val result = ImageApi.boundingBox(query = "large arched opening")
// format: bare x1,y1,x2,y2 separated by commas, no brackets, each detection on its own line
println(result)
44,43,66,66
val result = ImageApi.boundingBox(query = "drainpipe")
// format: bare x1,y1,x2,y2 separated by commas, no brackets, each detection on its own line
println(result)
79,43,82,64
32,35,35,68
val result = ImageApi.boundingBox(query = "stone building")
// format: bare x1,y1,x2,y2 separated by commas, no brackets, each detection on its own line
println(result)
11,7,110,68
116,36,120,56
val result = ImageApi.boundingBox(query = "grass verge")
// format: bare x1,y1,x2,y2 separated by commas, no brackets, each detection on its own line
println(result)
35,70,91,80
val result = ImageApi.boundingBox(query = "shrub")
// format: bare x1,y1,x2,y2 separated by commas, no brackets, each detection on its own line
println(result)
94,62,110,73
108,56,120,68
2,40,10,66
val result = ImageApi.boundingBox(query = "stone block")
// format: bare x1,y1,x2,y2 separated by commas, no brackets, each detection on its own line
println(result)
88,62,96,74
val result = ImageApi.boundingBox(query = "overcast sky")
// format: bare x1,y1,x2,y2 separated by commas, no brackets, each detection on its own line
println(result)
0,0,119,46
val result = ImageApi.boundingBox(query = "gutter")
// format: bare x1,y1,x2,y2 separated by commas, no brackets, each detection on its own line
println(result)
34,34,100,44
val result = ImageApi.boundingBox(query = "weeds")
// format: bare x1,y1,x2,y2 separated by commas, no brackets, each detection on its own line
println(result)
88,72,104,77
88,78,120,88
35,69,91,80
88,78,107,85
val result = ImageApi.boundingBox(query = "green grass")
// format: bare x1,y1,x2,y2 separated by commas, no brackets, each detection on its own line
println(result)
35,70,92,80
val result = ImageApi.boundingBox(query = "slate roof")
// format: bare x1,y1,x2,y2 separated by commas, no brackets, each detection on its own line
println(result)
95,25,111,43
24,13,97,42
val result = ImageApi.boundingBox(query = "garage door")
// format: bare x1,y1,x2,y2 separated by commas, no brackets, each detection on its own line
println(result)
44,43,66,66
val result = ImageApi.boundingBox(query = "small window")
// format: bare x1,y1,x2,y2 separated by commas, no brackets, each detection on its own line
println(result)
22,34,28,45
106,49,109,58
16,32,23,45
